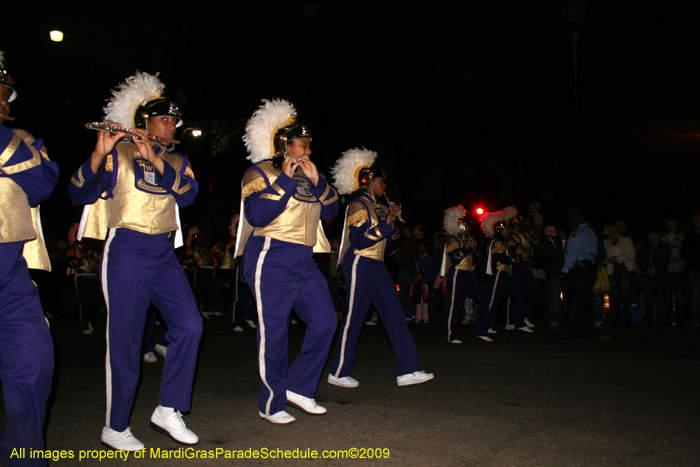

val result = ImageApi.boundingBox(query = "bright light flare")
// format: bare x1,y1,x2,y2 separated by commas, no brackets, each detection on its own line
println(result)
476,207,484,215
50,31,64,42
192,130,202,137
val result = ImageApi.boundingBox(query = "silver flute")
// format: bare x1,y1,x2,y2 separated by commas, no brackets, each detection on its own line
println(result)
86,122,180,145
384,193,405,224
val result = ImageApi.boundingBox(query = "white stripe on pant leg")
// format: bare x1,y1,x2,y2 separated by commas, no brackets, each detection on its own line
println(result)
102,228,117,428
447,269,459,341
335,255,360,378
254,237,273,415
489,270,501,310
507,297,511,326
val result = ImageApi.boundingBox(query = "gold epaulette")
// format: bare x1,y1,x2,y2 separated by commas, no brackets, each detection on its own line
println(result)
445,237,461,254
241,168,268,199
491,240,505,254
347,201,368,227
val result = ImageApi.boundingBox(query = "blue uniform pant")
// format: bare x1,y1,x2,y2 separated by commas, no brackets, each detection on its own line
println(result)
512,263,536,321
231,265,256,329
102,228,202,432
445,269,491,341
0,242,53,467
331,255,421,378
244,237,336,416
488,270,526,328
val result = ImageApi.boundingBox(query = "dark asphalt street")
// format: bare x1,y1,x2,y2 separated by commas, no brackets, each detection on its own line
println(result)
3,307,700,467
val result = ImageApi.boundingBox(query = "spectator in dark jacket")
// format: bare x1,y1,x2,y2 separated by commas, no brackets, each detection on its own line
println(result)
637,226,671,326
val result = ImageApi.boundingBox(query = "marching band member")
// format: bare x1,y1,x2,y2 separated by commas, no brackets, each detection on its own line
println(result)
68,72,201,450
328,148,433,388
0,51,57,467
481,209,532,333
441,206,491,343
236,99,339,424
506,209,536,330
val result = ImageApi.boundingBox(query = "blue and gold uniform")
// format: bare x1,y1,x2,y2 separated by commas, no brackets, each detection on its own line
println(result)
330,192,422,378
238,160,339,417
68,140,202,433
444,234,491,341
486,232,527,329
1,124,57,467
508,229,536,325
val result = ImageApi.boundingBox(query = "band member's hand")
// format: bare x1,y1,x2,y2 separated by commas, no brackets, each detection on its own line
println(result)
282,155,301,179
297,157,319,186
386,204,401,226
91,121,126,173
131,128,165,174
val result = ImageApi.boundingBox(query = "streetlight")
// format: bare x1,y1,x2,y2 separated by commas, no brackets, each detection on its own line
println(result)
50,31,63,42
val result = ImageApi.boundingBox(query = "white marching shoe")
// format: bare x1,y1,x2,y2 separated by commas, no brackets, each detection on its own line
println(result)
101,426,144,451
286,391,327,415
396,370,434,387
150,406,198,445
328,374,360,388
259,410,295,424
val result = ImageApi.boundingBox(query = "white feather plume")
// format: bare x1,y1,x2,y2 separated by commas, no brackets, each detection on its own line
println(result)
243,98,297,163
502,206,518,221
481,210,506,238
103,71,165,128
331,148,377,195
443,205,467,236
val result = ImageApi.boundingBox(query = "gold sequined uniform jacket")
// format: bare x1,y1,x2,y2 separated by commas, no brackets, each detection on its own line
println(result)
338,192,400,265
0,128,58,271
444,235,476,272
236,160,338,255
508,230,532,263
69,141,197,239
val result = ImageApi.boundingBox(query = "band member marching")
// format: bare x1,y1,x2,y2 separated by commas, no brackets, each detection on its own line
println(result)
68,72,202,450
328,148,433,388
235,99,339,424
0,50,57,467
481,209,532,333
441,205,492,343
507,209,536,330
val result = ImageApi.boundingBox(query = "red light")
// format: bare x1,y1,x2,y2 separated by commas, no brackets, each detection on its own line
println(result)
476,207,484,215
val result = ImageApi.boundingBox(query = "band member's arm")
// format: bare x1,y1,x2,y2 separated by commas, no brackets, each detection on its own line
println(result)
159,157,199,207
491,240,514,266
347,200,394,250
445,237,470,265
309,173,339,221
1,126,59,206
242,166,296,227
68,150,115,204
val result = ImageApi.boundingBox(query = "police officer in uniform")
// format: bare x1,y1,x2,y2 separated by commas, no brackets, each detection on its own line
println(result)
559,207,598,339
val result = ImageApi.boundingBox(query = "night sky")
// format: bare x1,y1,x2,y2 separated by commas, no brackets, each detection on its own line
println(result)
3,0,699,242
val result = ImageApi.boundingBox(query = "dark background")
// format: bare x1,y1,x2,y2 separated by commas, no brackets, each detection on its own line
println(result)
2,0,699,242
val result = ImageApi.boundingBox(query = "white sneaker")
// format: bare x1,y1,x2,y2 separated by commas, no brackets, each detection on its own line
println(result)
154,344,167,359
82,329,93,335
88,321,94,332
397,370,434,387
505,324,516,331
232,326,244,332
150,406,198,445
101,426,144,451
290,318,298,325
286,391,327,415
327,374,360,388
259,410,295,424
517,326,534,333
477,336,493,342
244,319,257,329
449,339,463,344
524,318,535,329
365,320,378,326
550,321,558,328
142,352,157,363
488,328,498,334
